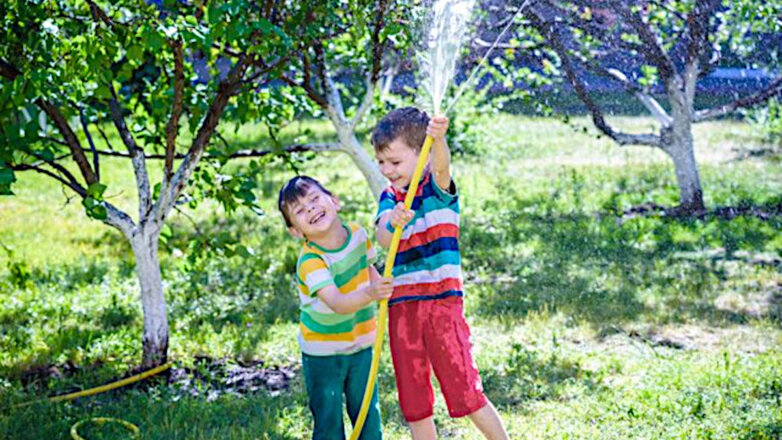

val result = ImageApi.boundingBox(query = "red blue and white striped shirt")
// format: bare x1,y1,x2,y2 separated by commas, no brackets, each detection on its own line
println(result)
375,172,463,306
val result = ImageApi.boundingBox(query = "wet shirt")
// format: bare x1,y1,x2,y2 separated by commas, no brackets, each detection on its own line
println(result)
375,172,463,306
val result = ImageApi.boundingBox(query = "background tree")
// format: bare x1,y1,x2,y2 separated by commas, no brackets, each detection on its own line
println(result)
481,0,782,212
0,0,329,368
279,0,412,198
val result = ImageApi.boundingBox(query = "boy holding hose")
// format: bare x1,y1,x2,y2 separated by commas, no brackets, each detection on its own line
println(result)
278,175,392,440
373,107,508,440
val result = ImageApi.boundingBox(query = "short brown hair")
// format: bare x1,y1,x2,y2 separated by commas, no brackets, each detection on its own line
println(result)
277,176,333,227
371,107,430,153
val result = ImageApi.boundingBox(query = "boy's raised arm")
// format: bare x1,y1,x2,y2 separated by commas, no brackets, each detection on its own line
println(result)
429,115,452,191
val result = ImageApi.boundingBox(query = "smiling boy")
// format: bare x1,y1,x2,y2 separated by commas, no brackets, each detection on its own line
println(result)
278,175,393,440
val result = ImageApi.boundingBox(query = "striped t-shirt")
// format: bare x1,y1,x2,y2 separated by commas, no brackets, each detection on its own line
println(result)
295,222,378,356
375,172,463,306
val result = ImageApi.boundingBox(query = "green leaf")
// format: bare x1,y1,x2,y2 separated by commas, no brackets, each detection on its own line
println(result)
95,84,113,100
82,196,108,220
236,245,253,258
127,44,144,63
87,182,107,199
0,167,17,185
0,166,15,195
91,204,108,220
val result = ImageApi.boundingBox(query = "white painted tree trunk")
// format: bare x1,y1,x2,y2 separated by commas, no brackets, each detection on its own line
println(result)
320,75,387,199
129,225,169,368
664,134,705,213
665,77,705,213
336,127,386,198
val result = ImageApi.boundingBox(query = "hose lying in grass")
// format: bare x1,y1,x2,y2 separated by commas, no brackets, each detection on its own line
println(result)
70,417,140,440
15,362,172,439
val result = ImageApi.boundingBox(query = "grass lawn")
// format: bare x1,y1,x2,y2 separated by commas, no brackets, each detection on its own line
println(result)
1,114,780,439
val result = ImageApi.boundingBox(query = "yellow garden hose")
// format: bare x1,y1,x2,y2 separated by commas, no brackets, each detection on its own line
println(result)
14,362,172,439
48,362,172,403
349,135,435,440
70,417,140,440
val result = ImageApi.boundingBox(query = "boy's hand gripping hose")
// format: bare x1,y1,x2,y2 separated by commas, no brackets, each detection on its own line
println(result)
349,135,434,440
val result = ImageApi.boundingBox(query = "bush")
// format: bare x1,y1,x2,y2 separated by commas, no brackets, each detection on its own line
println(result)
746,98,782,146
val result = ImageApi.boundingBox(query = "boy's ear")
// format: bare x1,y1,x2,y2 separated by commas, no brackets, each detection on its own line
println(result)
332,194,340,211
288,226,304,240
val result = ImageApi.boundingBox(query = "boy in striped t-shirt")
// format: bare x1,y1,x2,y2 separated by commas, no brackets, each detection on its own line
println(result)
278,176,393,440
372,108,508,440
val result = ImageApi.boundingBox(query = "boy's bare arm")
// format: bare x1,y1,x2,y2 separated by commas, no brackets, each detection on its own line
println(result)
376,204,415,248
316,277,393,314
376,212,393,248
429,115,452,191
368,264,381,282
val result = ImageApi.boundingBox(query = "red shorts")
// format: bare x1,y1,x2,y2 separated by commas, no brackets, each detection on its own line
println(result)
388,296,487,422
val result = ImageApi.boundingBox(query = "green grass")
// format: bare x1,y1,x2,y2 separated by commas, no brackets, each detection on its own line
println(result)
1,114,781,439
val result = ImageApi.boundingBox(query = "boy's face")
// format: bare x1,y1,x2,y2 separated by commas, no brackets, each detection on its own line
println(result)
375,138,420,191
286,187,341,240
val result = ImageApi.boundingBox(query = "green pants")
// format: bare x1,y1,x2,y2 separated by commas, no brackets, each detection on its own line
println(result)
302,347,382,440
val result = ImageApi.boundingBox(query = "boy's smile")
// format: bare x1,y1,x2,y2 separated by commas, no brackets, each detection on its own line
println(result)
287,188,342,242
375,138,422,191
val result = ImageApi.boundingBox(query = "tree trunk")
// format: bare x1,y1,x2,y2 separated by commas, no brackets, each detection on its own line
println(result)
665,79,706,214
130,225,169,368
664,125,705,213
336,127,387,198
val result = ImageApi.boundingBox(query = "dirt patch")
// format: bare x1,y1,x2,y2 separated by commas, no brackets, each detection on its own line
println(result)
637,324,778,354
168,356,298,400
595,321,779,356
15,356,298,401
715,286,782,320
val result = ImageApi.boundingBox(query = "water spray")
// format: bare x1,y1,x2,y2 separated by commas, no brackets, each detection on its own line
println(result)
444,0,532,114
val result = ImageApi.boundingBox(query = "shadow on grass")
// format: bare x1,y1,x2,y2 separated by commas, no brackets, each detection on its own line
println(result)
739,423,782,440
481,343,605,409
463,190,782,329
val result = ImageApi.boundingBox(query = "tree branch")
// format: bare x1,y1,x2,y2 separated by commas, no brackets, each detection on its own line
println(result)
24,149,85,190
611,0,677,84
686,0,721,67
160,56,249,221
380,62,400,104
37,100,99,185
11,163,87,198
694,75,782,122
15,160,137,235
542,0,645,54
312,44,346,125
282,50,328,108
350,76,376,130
0,58,21,80
96,123,117,151
347,0,391,130
2,58,99,184
369,0,390,85
80,143,342,159
528,7,661,148
684,0,723,107
165,38,185,182
41,136,69,147
586,63,673,126
79,109,100,181
109,88,152,219
85,0,114,27
104,203,137,238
